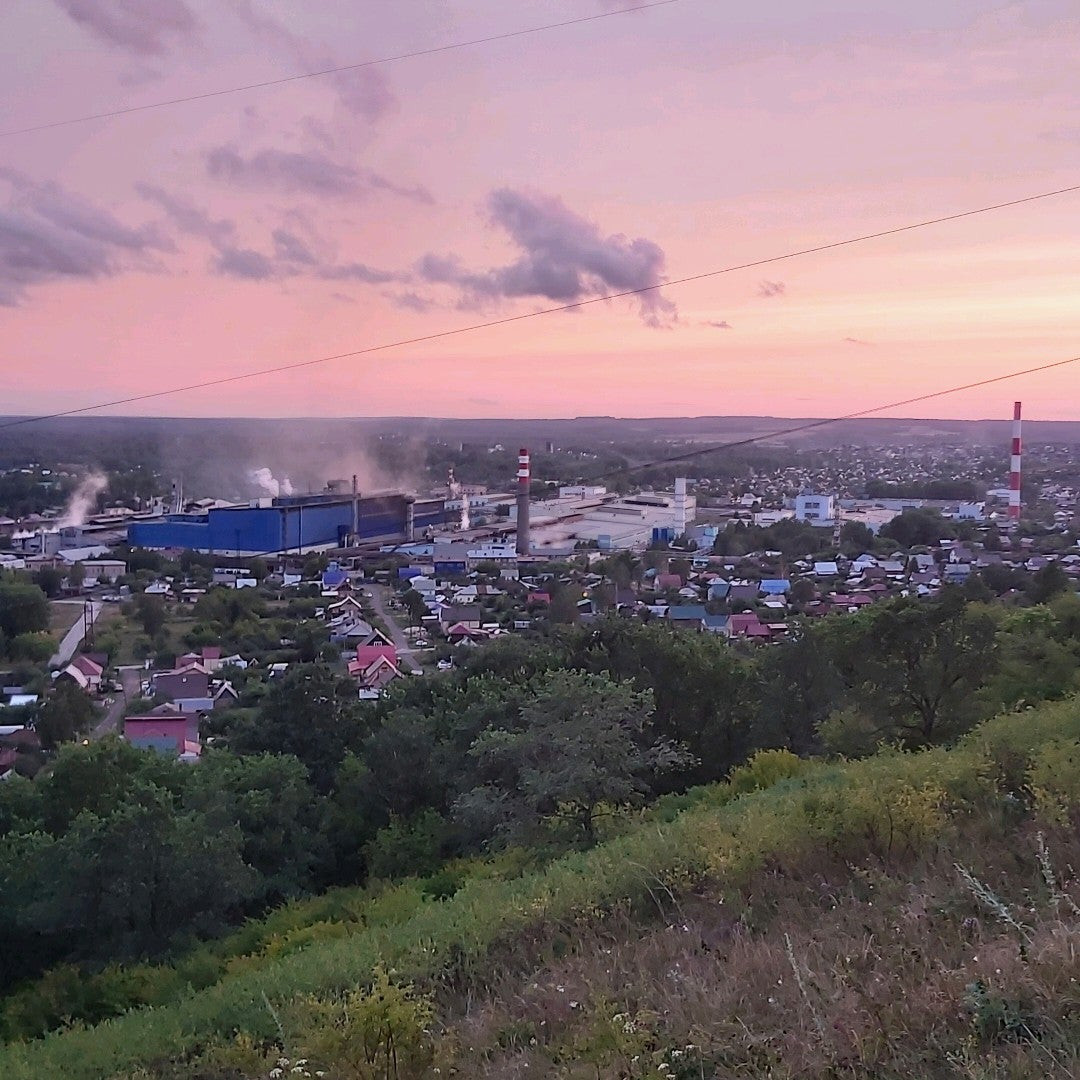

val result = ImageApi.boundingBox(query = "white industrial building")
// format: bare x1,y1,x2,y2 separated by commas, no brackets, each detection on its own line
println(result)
794,493,836,523
530,481,696,552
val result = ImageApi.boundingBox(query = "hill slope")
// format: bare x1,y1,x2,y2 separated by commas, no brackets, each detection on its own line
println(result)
3,699,1080,1078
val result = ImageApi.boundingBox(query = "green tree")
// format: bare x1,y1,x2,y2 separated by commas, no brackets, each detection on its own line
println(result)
980,607,1080,711
37,680,96,750
13,793,254,963
37,738,184,835
981,563,1025,595
821,593,997,746
402,588,429,626
1027,561,1069,605
228,664,368,792
67,563,85,591
184,752,327,901
561,620,755,785
838,521,875,557
0,583,49,640
454,670,680,844
8,632,54,663
32,567,64,599
133,593,166,638
879,508,956,548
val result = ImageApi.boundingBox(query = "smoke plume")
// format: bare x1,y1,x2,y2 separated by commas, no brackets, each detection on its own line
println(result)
249,467,294,498
59,472,108,527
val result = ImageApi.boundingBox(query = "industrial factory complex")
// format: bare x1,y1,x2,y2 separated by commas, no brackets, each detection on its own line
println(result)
113,448,697,559
127,492,449,556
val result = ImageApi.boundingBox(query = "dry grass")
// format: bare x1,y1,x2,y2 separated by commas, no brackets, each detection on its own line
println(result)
443,823,1080,1078
47,601,84,636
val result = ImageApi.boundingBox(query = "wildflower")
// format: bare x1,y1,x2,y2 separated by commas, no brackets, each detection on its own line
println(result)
570,1001,580,1009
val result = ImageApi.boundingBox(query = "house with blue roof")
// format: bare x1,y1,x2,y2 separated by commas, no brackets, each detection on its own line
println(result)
702,614,730,635
321,562,348,590
665,604,708,629
759,579,791,595
707,579,730,600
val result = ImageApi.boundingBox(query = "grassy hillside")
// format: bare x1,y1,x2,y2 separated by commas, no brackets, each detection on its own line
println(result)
3,699,1080,1078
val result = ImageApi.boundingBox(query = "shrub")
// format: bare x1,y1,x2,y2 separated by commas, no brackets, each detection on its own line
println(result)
1027,738,1080,825
290,966,435,1079
729,749,809,794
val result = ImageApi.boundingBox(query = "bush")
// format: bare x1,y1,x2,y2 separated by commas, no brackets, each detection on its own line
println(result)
364,811,450,880
729,749,809,794
1027,738,1080,825
289,966,435,1079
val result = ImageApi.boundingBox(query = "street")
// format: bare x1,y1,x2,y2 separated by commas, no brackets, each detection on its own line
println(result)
364,585,422,673
92,666,143,740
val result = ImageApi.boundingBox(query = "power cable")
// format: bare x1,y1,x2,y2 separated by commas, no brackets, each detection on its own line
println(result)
590,353,1080,481
114,350,1078,564
3,179,1078,433
0,0,687,138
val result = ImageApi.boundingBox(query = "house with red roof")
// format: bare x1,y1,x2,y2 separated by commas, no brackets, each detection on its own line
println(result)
347,654,403,694
354,640,397,669
59,654,104,693
176,646,223,673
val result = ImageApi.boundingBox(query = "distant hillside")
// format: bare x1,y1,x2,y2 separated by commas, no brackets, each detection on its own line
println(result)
4,414,1080,453
3,697,1079,1079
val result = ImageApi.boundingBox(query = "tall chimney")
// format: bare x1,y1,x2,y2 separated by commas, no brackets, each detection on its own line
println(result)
351,474,359,541
1009,401,1022,524
516,448,531,556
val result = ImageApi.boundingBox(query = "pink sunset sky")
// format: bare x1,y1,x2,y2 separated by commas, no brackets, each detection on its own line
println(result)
2,0,1079,421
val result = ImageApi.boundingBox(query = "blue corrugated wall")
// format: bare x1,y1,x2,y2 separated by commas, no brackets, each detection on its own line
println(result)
128,497,449,552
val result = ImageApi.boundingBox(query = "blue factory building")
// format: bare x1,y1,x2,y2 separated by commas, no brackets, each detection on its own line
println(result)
128,493,447,555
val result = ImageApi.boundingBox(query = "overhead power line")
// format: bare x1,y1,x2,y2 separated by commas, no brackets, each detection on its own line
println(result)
2,179,1077,433
126,352,1080,564
592,353,1080,481
0,0,687,138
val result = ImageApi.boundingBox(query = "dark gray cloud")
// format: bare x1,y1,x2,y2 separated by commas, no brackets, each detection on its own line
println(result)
758,279,786,298
54,0,198,56
210,226,397,286
843,336,873,346
703,319,732,329
272,228,317,266
134,176,400,286
417,189,676,327
213,245,276,281
205,145,432,203
0,169,168,305
134,182,235,244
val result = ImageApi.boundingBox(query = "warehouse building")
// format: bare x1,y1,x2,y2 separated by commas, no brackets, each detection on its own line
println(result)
128,493,447,554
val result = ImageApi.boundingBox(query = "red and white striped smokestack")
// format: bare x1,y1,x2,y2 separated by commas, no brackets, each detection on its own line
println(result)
516,448,531,555
1008,402,1022,523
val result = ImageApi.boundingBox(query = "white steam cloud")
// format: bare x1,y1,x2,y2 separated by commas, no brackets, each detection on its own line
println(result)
249,467,294,498
59,471,108,527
